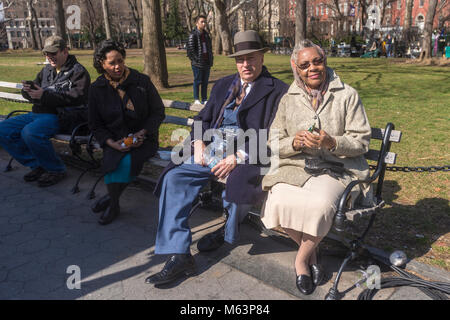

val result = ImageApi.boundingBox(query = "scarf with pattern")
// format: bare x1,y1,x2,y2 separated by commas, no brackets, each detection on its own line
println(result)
104,66,136,113
292,46,329,111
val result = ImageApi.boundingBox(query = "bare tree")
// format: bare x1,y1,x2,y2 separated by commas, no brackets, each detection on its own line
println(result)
102,0,112,39
83,0,101,49
295,0,307,44
208,0,250,55
403,0,413,41
437,0,450,29
128,0,142,48
55,0,67,41
419,0,439,60
379,0,397,26
142,0,169,88
0,0,14,46
183,0,195,32
25,0,41,50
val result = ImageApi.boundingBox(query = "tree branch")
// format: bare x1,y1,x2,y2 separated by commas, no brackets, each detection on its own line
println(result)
227,0,251,18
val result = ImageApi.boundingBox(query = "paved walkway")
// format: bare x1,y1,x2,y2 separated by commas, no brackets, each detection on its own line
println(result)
0,152,447,301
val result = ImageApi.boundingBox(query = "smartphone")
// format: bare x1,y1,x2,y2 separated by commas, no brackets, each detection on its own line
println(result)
24,81,37,89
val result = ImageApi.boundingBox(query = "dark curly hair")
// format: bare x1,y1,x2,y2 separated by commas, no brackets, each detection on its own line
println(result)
93,39,126,74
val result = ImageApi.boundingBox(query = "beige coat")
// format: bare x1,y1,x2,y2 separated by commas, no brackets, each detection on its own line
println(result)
262,67,374,206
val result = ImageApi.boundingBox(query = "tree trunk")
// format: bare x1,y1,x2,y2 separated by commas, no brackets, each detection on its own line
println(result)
419,0,439,61
54,0,67,41
26,0,41,50
84,0,97,49
128,0,142,48
212,4,222,55
295,0,307,44
141,0,169,88
183,0,194,32
214,0,233,55
102,0,112,39
403,0,413,42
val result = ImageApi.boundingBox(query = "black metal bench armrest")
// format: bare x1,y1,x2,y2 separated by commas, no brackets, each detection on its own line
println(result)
69,122,89,154
6,110,31,119
334,122,395,232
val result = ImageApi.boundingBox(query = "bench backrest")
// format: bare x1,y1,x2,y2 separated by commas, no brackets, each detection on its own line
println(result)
365,123,402,200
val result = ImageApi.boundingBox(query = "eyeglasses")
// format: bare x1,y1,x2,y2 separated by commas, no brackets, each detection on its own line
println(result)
294,58,324,70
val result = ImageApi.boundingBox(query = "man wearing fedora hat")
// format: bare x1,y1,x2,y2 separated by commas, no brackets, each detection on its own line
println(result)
0,35,90,187
145,30,288,286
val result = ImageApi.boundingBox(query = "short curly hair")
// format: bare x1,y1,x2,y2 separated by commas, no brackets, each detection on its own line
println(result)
93,39,126,74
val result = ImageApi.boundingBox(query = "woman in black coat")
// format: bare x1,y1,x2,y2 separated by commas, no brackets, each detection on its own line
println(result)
88,40,165,225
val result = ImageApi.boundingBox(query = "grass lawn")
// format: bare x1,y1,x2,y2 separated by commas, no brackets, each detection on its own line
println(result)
0,48,449,271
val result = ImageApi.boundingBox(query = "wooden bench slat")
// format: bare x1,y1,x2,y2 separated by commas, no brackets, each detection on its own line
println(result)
0,92,29,103
371,127,402,143
365,149,397,164
163,115,194,126
0,81,23,89
162,99,204,112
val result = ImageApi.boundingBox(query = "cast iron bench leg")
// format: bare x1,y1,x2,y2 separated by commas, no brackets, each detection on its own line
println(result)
4,157,13,172
86,174,105,200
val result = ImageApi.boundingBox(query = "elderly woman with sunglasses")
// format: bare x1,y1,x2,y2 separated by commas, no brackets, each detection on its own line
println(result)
261,39,373,295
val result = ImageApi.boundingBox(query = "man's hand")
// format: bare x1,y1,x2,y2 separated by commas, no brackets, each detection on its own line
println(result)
193,140,206,166
22,81,44,100
210,154,237,179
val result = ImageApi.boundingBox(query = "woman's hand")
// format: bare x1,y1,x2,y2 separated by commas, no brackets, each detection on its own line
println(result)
130,129,147,148
293,128,336,151
211,154,237,179
106,138,131,152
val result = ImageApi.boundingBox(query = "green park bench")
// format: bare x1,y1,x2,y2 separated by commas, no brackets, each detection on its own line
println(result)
0,80,403,300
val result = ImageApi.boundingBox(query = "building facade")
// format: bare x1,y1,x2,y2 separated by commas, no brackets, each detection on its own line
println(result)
287,0,449,40
1,0,141,49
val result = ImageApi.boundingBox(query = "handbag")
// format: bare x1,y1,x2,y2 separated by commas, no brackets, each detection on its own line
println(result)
56,105,89,135
304,158,346,179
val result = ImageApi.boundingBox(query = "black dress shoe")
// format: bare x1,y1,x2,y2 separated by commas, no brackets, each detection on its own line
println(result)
197,226,225,252
23,167,46,182
91,194,111,213
98,205,119,225
310,264,324,286
145,254,196,285
296,274,314,295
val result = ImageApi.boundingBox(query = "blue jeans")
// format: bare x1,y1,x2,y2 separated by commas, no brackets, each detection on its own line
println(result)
155,157,251,255
192,65,210,102
0,112,66,172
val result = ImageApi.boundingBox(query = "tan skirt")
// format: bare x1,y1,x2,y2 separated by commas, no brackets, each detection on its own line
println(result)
261,175,346,237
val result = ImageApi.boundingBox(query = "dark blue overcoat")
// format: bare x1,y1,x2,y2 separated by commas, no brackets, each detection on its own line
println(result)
154,67,288,204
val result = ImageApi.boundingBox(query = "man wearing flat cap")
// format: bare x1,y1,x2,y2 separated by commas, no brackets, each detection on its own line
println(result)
146,30,289,286
0,35,90,187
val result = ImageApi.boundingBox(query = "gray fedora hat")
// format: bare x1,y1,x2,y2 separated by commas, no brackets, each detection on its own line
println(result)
228,30,269,58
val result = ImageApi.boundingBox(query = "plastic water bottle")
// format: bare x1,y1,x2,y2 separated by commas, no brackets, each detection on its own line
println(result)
204,151,220,169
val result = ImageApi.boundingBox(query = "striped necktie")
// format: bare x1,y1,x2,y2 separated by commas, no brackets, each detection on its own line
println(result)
235,82,248,106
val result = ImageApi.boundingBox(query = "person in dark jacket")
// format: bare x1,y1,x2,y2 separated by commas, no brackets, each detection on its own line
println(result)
88,40,165,225
0,35,90,187
145,30,289,286
187,15,213,105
